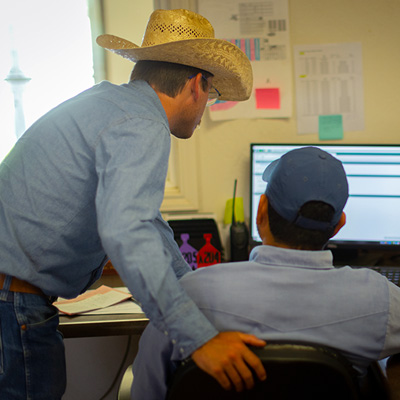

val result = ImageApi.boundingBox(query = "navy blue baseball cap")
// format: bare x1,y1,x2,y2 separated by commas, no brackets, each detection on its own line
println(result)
262,146,349,231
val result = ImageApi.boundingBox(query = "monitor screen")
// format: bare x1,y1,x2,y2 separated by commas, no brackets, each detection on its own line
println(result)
250,144,400,249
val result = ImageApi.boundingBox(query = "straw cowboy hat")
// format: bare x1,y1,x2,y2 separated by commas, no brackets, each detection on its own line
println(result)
96,9,253,101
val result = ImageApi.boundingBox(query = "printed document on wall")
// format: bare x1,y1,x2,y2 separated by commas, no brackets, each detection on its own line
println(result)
294,42,365,135
199,0,292,121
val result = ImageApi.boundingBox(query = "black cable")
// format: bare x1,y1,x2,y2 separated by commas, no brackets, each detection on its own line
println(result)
99,335,132,400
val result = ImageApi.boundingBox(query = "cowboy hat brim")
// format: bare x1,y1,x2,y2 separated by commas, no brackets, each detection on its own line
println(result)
97,34,253,102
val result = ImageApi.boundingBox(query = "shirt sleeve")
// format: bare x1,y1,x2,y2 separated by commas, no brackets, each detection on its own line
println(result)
94,116,217,359
380,281,400,359
153,212,192,280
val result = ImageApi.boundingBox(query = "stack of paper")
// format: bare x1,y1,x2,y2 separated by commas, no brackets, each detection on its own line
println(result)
54,285,143,315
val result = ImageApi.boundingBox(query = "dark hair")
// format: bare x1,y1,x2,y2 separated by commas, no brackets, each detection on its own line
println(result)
130,60,212,97
268,201,336,250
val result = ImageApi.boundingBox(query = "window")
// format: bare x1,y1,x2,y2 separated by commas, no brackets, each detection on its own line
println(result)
0,0,103,161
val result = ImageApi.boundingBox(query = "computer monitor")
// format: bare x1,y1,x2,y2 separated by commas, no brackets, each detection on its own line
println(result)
250,143,400,252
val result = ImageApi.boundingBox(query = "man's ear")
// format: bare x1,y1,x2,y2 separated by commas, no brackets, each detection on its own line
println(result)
188,73,203,101
332,212,346,237
256,194,268,227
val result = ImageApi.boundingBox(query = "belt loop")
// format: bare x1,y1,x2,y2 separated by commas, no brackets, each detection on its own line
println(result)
0,275,12,300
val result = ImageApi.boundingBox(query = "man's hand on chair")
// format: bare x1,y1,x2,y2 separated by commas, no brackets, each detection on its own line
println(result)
191,332,267,392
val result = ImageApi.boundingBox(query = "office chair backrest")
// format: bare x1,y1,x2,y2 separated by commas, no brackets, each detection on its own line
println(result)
166,342,363,400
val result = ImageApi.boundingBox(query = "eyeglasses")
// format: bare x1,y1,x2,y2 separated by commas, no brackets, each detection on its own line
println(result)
188,74,221,106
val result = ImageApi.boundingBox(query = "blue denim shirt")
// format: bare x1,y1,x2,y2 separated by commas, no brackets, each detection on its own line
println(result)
0,80,218,358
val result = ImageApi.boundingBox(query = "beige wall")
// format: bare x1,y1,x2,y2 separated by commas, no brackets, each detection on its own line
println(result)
102,0,400,227
102,0,153,83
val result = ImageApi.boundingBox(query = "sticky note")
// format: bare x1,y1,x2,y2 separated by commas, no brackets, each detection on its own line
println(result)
318,115,344,140
255,88,280,109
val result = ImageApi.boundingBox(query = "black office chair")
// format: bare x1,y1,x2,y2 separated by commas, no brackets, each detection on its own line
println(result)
166,342,389,400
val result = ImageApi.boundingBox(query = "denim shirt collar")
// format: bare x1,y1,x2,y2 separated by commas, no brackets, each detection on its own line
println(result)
127,80,169,127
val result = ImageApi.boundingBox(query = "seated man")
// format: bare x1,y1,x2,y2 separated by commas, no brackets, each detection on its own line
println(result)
131,146,400,399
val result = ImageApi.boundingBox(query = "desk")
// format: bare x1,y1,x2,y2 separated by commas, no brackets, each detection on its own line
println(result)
58,274,149,339
59,313,149,338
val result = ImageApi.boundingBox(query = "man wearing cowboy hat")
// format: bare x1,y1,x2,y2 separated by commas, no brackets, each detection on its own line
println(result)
0,9,265,398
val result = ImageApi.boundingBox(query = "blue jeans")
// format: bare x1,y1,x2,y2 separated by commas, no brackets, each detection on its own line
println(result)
0,276,66,399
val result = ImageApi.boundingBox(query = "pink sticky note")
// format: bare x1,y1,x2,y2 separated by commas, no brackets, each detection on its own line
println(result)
255,88,280,109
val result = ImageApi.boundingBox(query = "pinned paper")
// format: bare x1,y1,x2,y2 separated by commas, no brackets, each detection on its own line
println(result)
255,88,280,109
224,197,245,225
318,115,344,140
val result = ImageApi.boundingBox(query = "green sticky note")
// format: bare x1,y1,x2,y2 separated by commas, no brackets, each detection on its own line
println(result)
318,115,344,140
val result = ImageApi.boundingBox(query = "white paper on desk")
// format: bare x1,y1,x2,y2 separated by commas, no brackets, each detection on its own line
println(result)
54,285,132,315
79,299,144,315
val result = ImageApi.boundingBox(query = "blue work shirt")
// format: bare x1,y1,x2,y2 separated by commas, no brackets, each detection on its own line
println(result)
0,80,218,358
132,244,400,399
